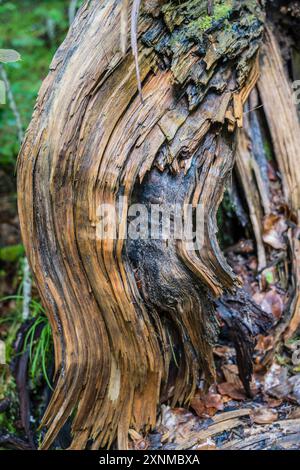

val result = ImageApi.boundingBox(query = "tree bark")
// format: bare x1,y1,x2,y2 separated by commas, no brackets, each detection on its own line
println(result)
17,0,268,449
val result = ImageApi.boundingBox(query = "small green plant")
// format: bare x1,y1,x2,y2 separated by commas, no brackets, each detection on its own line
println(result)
22,314,53,390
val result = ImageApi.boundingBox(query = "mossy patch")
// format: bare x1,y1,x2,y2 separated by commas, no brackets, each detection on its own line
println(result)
188,0,233,33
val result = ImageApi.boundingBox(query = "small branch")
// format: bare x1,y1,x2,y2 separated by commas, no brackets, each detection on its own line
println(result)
131,0,144,103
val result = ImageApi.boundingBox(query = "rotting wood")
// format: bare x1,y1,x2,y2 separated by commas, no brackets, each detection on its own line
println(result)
176,408,252,450
17,0,267,449
221,417,300,450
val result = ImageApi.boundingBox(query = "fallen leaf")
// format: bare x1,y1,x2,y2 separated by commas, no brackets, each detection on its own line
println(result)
265,397,282,408
190,388,224,418
221,364,240,386
218,382,246,401
203,393,224,412
251,407,278,424
262,214,287,250
264,364,292,399
288,407,300,419
288,374,300,404
255,334,275,353
195,438,216,450
253,288,284,319
190,394,206,418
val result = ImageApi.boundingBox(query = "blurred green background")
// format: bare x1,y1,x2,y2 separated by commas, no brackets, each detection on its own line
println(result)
0,0,83,304
0,0,79,167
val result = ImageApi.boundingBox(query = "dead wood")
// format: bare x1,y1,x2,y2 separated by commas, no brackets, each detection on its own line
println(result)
221,417,300,450
17,0,268,449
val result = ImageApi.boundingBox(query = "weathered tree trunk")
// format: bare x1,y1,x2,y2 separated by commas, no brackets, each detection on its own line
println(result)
17,0,269,449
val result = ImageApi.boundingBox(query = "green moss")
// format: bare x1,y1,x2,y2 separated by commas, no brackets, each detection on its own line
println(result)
187,0,233,34
162,0,233,34
213,1,233,21
197,16,213,31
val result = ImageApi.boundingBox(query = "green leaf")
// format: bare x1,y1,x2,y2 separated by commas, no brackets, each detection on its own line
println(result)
265,270,274,285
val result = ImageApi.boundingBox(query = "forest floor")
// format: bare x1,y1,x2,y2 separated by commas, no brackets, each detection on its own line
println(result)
139,238,300,451
144,346,300,450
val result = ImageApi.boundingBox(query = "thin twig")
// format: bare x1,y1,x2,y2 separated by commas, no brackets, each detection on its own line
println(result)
243,104,264,115
131,0,144,103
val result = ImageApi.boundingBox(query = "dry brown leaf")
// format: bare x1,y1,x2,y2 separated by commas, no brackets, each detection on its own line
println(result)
203,393,224,412
255,334,275,353
221,364,241,386
262,214,287,249
264,364,292,399
250,407,278,424
288,407,300,419
190,394,206,418
190,388,224,418
213,345,235,359
253,288,284,319
218,382,247,401
265,397,282,408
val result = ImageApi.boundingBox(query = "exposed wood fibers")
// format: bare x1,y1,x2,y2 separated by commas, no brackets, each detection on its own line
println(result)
17,0,266,449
